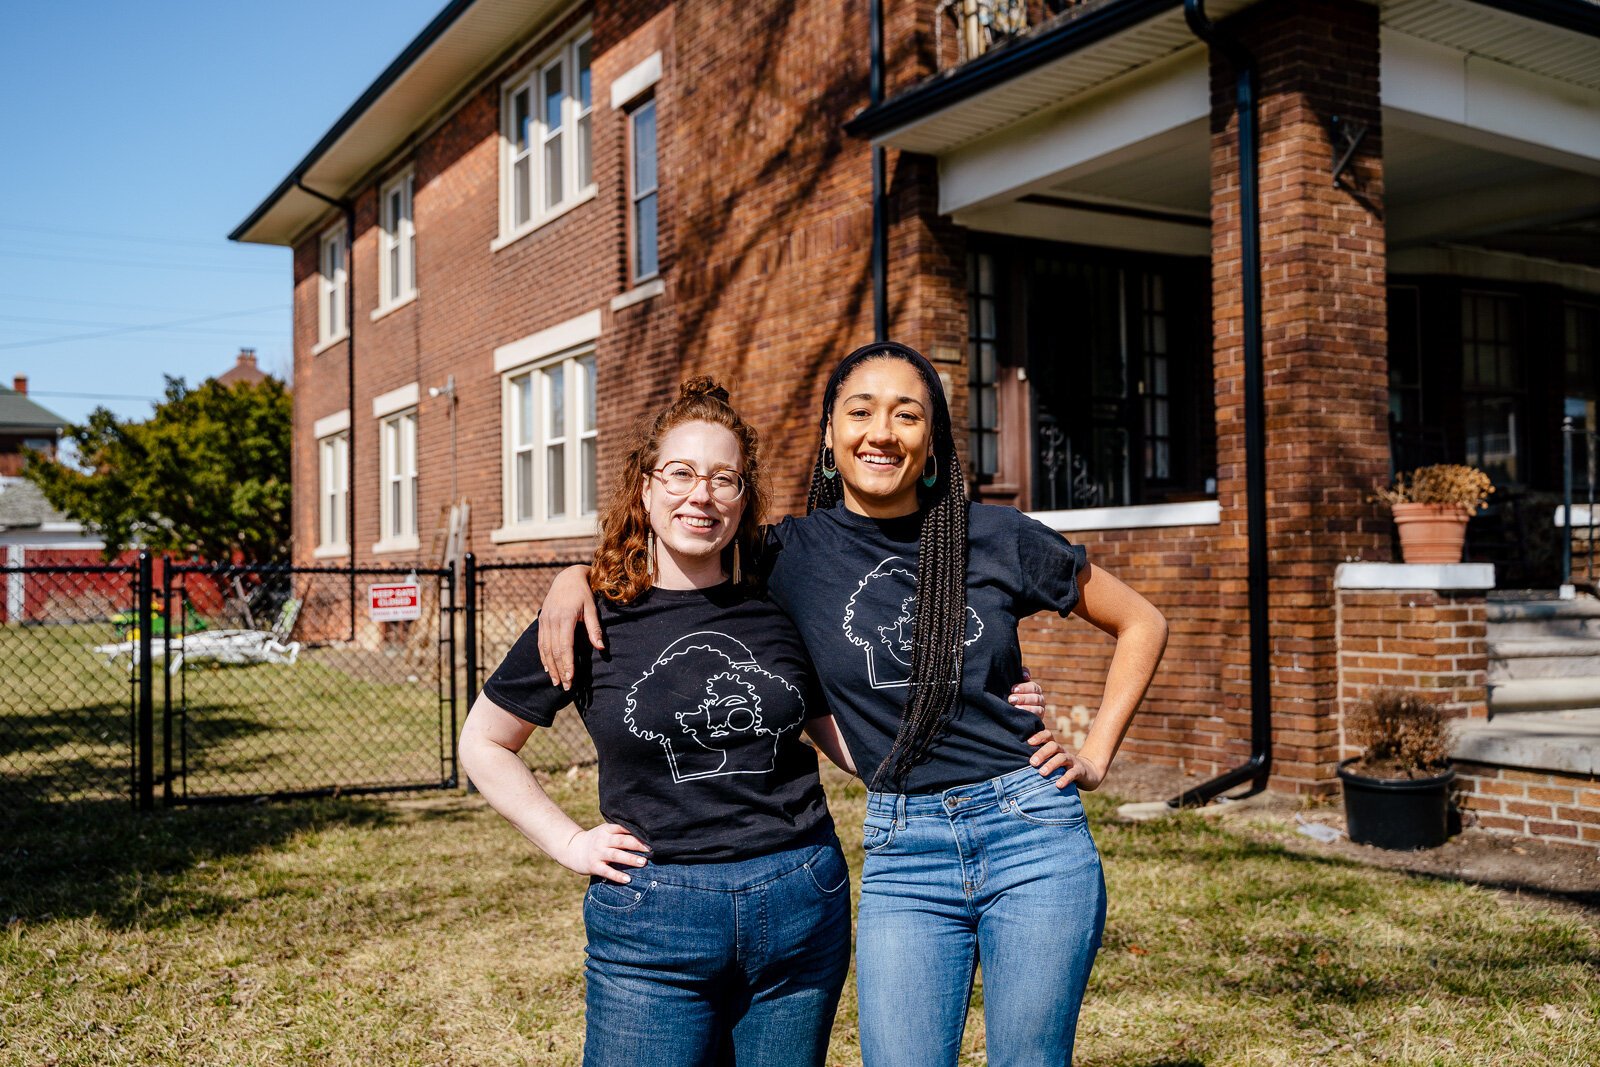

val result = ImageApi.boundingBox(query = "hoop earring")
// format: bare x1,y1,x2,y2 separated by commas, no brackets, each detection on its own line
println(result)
821,447,837,480
921,454,939,488
731,541,742,585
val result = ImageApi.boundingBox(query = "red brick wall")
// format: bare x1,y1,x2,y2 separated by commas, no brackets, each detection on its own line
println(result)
1335,590,1489,756
1454,764,1600,846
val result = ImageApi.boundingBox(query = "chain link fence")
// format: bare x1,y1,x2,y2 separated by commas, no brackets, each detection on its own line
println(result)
0,562,143,806
3,555,600,811
469,558,596,772
164,563,458,803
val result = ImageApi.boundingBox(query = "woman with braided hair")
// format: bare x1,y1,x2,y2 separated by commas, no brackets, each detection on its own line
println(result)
462,375,1063,1067
538,346,1165,1064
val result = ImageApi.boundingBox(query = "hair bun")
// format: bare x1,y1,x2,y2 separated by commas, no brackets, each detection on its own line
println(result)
680,375,731,404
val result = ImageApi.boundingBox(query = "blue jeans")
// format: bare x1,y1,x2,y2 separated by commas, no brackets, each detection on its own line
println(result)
855,765,1106,1067
581,829,852,1067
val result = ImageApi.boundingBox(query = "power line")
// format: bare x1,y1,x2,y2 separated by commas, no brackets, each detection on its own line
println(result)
0,303,288,351
0,293,289,316
0,221,284,253
0,249,283,276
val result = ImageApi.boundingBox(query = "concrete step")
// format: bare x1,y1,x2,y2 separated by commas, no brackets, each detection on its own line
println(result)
1487,676,1600,714
1488,598,1600,640
1451,709,1600,777
1488,638,1600,682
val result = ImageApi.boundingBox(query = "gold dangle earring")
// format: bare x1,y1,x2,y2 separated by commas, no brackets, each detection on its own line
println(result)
732,541,742,585
647,531,656,579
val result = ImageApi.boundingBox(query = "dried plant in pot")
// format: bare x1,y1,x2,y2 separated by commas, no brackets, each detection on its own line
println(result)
1338,688,1455,850
1373,464,1494,564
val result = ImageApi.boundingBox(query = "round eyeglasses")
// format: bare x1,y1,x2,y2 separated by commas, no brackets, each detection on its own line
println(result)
650,461,746,502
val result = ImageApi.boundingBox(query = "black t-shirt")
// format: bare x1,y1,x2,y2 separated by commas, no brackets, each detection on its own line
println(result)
764,503,1087,794
481,583,832,864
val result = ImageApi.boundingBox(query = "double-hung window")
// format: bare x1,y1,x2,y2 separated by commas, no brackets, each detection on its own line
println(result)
317,431,349,553
317,228,347,345
629,98,659,282
501,31,593,239
378,409,418,549
503,347,597,536
378,172,416,309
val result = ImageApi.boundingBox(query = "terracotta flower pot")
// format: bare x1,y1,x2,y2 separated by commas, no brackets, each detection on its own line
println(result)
1391,502,1471,564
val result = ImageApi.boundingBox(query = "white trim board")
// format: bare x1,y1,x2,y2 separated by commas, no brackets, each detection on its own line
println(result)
1031,499,1219,533
372,383,420,419
493,309,602,372
1334,562,1496,591
611,52,661,109
313,409,351,438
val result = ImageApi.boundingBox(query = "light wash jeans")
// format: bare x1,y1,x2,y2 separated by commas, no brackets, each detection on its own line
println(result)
855,764,1106,1067
580,827,851,1067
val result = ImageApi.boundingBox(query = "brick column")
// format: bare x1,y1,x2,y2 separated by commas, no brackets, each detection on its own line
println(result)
1209,0,1390,794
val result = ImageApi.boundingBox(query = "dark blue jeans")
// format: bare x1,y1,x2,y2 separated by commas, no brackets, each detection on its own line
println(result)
581,830,851,1067
855,765,1107,1067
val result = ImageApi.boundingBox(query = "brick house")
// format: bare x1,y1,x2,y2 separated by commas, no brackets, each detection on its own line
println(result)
232,0,1600,843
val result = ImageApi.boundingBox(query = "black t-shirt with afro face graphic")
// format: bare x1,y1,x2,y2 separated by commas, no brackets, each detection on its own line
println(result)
765,503,1087,794
482,584,831,863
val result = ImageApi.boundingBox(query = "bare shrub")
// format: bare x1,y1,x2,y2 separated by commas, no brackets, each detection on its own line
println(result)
1349,687,1450,778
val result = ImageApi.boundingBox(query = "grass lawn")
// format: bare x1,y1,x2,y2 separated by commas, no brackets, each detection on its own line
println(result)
3,766,1597,1066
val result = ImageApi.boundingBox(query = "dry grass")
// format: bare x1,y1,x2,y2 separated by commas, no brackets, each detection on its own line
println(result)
3,766,1597,1066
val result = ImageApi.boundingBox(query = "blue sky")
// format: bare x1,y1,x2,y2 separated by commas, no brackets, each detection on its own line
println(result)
0,1,445,427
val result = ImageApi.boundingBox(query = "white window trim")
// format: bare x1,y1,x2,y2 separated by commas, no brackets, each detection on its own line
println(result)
610,51,661,109
372,382,420,419
496,27,596,249
492,310,601,373
316,430,349,557
316,226,348,347
610,277,665,311
374,408,420,554
312,409,350,438
376,170,417,313
1031,499,1220,533
370,290,418,322
493,345,599,543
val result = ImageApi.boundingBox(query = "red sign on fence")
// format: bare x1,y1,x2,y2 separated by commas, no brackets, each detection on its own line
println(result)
368,582,422,622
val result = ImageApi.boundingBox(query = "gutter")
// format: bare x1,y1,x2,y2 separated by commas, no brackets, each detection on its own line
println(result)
293,179,359,643
1462,0,1600,37
229,0,481,243
1170,0,1270,807
870,0,887,340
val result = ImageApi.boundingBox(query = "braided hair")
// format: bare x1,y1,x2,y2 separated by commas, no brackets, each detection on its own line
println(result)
808,341,969,788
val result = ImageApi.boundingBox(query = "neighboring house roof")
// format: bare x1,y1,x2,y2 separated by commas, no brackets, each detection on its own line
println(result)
230,0,572,246
0,478,69,532
0,383,67,436
217,349,269,387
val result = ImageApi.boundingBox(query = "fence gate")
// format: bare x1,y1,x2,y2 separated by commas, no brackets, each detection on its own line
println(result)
164,563,458,803
466,555,596,770
0,557,149,807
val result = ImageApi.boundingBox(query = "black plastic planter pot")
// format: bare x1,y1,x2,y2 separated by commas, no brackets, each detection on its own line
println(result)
1337,758,1455,851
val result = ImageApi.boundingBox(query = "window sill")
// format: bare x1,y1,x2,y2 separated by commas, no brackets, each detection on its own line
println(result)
1030,499,1220,533
312,542,350,560
371,291,418,322
610,277,664,311
490,185,599,253
490,518,598,544
371,535,421,555
1334,562,1496,591
312,331,350,356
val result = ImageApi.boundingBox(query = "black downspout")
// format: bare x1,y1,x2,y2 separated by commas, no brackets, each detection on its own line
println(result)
869,0,888,341
295,178,358,642
1171,0,1271,807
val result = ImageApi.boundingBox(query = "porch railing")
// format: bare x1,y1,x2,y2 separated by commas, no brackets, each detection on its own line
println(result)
935,0,1083,71
1560,416,1598,590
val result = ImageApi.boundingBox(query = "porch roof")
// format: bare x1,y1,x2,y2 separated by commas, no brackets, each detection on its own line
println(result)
851,0,1600,156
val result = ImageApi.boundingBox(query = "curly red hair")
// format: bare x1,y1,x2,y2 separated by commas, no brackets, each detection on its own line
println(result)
591,376,768,604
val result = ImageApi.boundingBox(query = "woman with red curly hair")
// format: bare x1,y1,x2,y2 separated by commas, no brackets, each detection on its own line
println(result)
459,377,1064,1066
